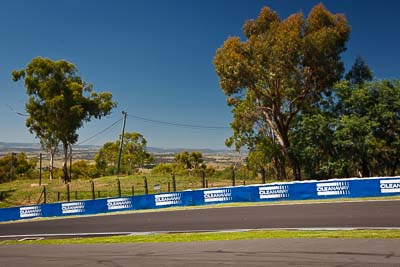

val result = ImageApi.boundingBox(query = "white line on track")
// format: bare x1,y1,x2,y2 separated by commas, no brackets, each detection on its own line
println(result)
1,227,400,240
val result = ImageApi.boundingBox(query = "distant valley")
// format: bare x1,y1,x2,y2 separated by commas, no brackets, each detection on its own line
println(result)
0,142,243,168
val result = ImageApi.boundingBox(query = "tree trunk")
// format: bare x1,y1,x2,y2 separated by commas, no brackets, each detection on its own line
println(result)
289,155,301,181
361,159,370,177
272,155,286,180
391,156,399,176
260,167,266,184
279,130,301,181
49,151,55,180
262,110,301,181
62,142,69,184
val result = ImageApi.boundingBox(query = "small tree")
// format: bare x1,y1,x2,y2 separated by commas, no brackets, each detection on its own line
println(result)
94,141,119,175
94,132,153,175
40,133,59,180
175,151,204,171
174,151,192,169
12,57,117,183
122,132,154,174
0,153,37,183
345,56,373,86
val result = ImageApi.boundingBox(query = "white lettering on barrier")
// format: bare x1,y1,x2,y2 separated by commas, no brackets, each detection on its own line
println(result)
380,179,400,193
204,189,232,202
107,198,132,210
316,182,350,196
259,185,289,199
155,193,182,206
20,206,42,218
61,202,85,214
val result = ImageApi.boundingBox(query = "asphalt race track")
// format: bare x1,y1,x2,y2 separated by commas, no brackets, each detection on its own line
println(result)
0,200,400,238
1,239,400,266
1,200,400,266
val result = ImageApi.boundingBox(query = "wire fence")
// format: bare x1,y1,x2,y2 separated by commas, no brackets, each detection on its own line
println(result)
0,171,266,207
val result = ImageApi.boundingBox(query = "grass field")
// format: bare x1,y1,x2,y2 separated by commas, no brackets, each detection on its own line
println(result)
2,229,400,245
0,172,266,208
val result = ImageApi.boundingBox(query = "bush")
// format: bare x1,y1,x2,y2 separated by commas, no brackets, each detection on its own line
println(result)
0,153,37,183
71,160,100,180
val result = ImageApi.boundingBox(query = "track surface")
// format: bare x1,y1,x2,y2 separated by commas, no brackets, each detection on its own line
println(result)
1,239,400,266
0,200,399,238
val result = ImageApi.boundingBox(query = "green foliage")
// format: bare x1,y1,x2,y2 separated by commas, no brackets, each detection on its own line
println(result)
151,163,187,175
122,132,154,174
212,165,255,181
214,4,350,180
204,166,216,177
95,141,118,175
215,5,398,180
71,160,100,180
294,78,400,179
0,153,37,183
5,230,400,244
247,138,286,181
12,57,117,183
292,111,338,179
94,132,154,175
152,163,176,175
335,79,400,176
345,56,373,85
174,151,204,170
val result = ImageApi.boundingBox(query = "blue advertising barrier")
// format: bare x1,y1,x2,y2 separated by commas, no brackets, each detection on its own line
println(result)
0,176,399,223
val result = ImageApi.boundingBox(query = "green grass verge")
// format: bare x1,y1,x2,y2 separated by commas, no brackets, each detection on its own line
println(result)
2,230,400,245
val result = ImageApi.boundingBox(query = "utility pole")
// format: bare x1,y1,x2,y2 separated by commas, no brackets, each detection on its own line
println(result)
116,111,127,175
69,144,72,182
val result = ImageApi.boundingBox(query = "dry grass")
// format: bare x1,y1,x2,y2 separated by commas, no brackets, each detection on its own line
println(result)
0,172,260,208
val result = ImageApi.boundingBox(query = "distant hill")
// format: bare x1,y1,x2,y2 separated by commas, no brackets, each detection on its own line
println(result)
146,147,234,155
0,142,99,152
0,142,236,155
0,142,41,150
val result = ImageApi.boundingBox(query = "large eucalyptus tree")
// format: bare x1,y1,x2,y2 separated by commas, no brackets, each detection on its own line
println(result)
214,4,350,180
12,57,117,183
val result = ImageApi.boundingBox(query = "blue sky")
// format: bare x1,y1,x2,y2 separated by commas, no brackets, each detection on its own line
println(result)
1,0,399,149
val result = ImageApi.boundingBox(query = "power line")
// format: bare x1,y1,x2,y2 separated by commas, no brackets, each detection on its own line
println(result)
77,118,122,145
127,114,230,130
6,104,29,117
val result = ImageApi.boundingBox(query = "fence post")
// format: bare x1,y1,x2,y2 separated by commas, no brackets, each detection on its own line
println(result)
168,182,171,192
143,176,148,195
98,191,100,198
201,170,206,188
171,173,176,192
39,153,42,186
57,192,60,201
131,185,135,196
66,183,70,202
91,180,95,200
243,180,246,186
43,185,46,204
117,178,122,197
231,168,236,187
75,190,78,200
206,179,208,188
